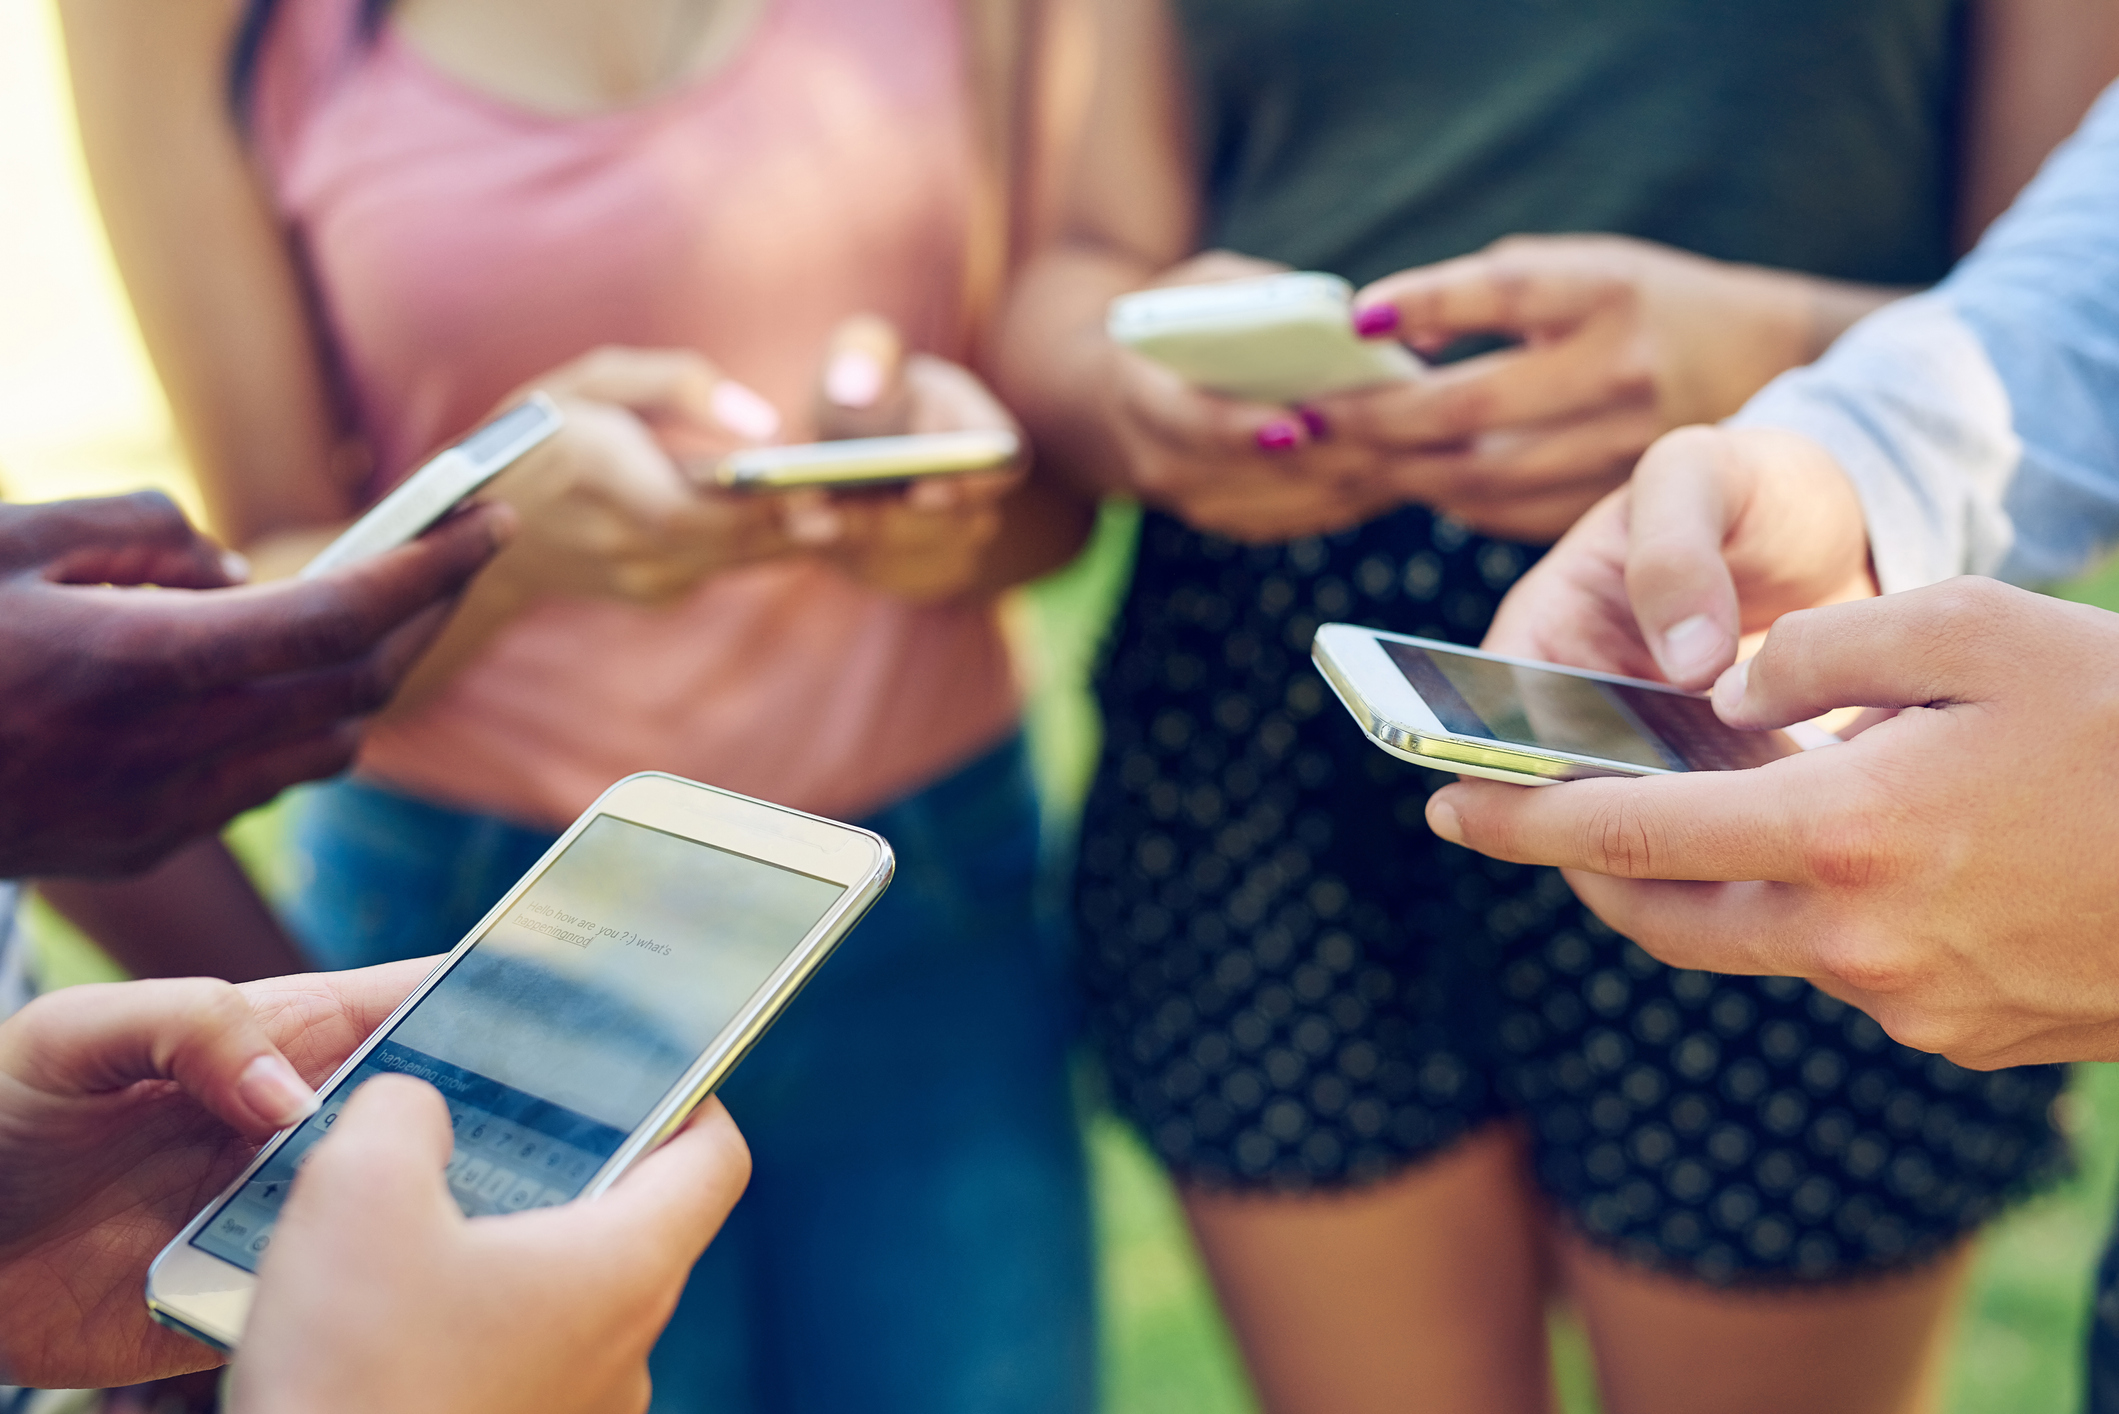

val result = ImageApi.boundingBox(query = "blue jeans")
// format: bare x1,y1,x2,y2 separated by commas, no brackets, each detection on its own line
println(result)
283,738,1096,1414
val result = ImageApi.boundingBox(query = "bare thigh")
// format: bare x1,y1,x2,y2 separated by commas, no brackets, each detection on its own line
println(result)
1182,1121,1553,1414
1558,1227,1975,1414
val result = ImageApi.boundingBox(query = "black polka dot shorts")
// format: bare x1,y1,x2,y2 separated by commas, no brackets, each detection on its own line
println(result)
1076,508,2068,1287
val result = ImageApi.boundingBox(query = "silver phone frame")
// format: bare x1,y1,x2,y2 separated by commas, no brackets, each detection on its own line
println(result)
299,393,563,579
1311,622,1815,786
143,771,894,1352
711,429,1020,492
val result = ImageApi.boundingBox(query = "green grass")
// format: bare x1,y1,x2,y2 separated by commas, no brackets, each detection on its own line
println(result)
25,526,2119,1414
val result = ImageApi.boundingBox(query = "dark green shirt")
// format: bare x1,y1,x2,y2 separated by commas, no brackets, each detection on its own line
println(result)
1176,0,1963,286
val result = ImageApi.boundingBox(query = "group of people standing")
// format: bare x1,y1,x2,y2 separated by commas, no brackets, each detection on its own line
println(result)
14,0,2119,1411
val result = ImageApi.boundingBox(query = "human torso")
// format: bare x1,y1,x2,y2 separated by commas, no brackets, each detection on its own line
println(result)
1175,0,1963,285
253,0,1017,828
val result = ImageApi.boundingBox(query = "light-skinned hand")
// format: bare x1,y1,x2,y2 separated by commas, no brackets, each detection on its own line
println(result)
0,963,751,1412
483,346,819,607
0,493,508,877
231,1077,748,1414
795,315,1028,602
1478,424,1876,686
1326,234,1892,542
1092,252,1405,544
1430,578,2119,1069
0,963,424,1386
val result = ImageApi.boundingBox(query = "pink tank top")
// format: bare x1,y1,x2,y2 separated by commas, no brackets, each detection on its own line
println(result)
252,0,1018,829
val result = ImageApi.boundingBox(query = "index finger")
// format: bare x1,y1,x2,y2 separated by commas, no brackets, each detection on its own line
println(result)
137,504,508,690
1319,336,1646,449
1426,757,1849,884
1352,249,1628,345
240,958,438,1077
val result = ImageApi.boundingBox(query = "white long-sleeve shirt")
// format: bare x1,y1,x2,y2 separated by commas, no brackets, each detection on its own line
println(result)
1732,80,2119,594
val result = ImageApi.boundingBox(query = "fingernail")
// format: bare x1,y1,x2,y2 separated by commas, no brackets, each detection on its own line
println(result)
1297,406,1330,440
239,1054,319,1129
710,381,782,441
1711,657,1752,720
1426,794,1465,845
1659,614,1729,685
824,349,885,409
219,550,251,583
1256,421,1301,453
1352,304,1400,339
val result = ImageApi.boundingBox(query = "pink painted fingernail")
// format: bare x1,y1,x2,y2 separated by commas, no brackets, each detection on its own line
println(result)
710,381,782,441
1297,406,1330,440
1256,421,1301,453
1352,304,1400,339
238,1054,319,1130
824,349,885,409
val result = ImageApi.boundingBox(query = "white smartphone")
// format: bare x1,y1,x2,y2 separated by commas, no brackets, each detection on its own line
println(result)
1311,623,1821,786
1107,272,1425,404
710,429,1020,492
299,394,563,579
144,772,893,1353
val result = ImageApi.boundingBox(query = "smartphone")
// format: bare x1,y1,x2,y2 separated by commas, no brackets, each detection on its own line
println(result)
1107,272,1426,405
1311,623,1819,786
299,394,563,579
144,772,893,1353
710,429,1019,492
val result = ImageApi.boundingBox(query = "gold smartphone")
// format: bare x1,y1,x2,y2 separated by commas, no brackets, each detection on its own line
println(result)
144,772,892,1353
711,429,1019,492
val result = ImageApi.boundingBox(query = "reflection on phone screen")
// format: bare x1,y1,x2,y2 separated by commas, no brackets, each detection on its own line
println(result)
1382,642,1796,772
192,816,845,1272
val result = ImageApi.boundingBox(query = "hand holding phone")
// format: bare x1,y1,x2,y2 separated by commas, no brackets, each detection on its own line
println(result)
1311,623,1822,786
1109,272,1425,405
302,395,561,579
462,349,811,608
0,495,506,878
148,773,891,1352
727,315,1032,602
228,1077,748,1414
0,963,428,1390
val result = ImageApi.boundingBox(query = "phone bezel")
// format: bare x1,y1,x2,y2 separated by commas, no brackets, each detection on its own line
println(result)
143,771,893,1351
1311,622,1784,785
711,429,1019,492
299,393,563,579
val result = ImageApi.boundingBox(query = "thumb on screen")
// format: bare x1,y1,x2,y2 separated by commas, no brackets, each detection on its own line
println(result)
1623,427,1747,690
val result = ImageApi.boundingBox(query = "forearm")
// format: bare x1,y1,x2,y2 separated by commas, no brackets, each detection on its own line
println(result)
1732,81,2119,592
992,246,1159,499
962,472,1097,596
36,838,303,983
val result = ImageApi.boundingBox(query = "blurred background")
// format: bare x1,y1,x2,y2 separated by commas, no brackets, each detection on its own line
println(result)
3,1,2116,1408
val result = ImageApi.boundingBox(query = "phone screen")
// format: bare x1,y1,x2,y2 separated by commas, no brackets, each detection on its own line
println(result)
192,815,846,1272
1382,641,1796,772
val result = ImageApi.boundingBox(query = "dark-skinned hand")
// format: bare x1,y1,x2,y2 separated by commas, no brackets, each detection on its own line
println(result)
0,491,508,877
